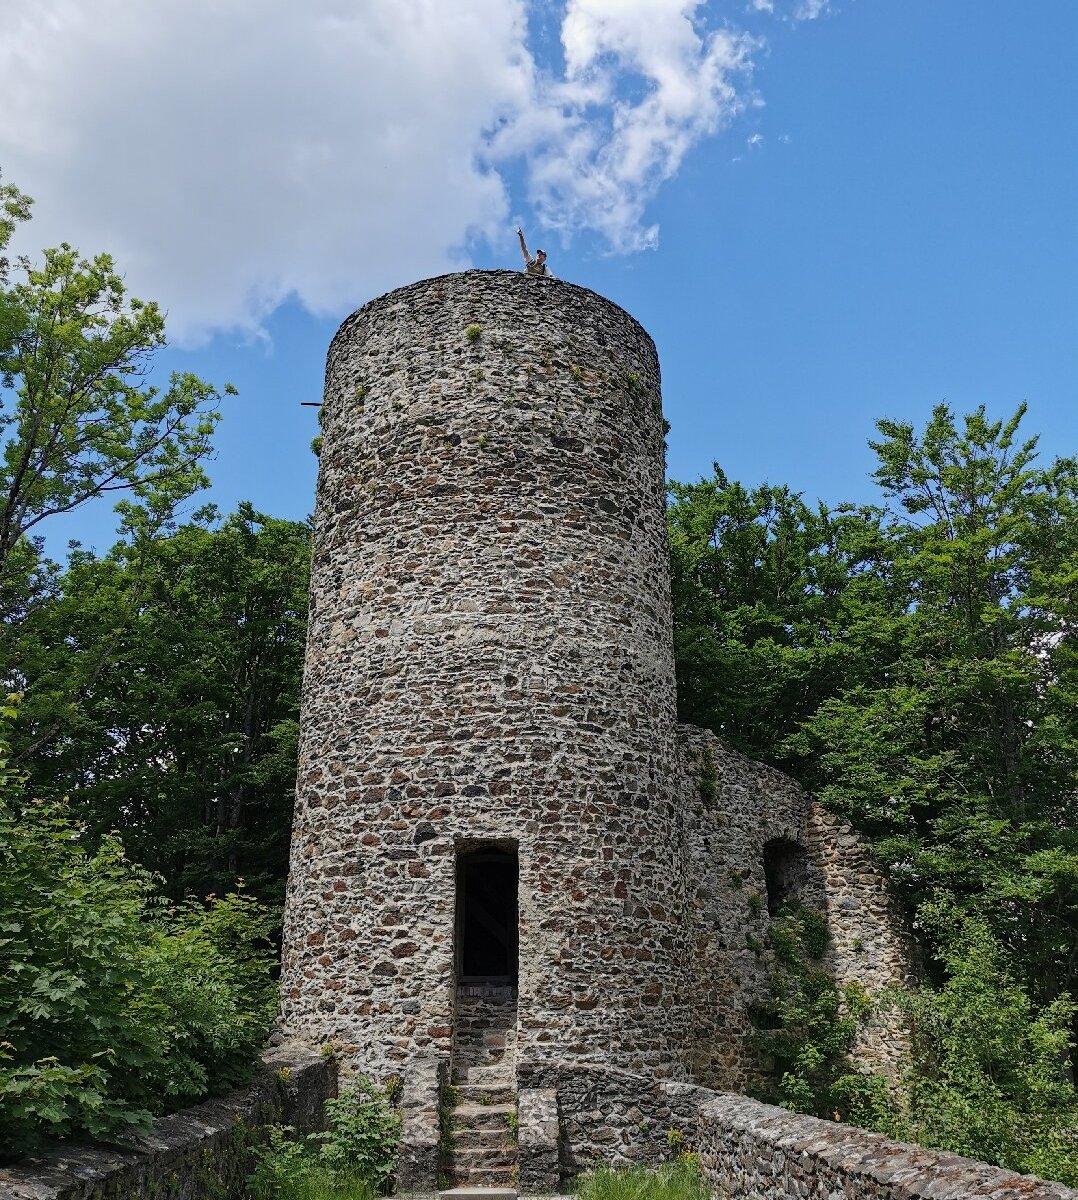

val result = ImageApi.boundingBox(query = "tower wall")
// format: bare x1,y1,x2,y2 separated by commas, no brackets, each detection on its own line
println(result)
280,271,687,1078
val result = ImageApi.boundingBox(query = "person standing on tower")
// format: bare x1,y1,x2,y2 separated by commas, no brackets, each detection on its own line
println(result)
517,227,552,277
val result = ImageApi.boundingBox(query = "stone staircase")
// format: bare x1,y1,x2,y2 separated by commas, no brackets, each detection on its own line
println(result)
445,986,519,1189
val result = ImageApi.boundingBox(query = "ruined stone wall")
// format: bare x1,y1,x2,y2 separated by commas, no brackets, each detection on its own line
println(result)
676,725,914,1090
279,270,687,1080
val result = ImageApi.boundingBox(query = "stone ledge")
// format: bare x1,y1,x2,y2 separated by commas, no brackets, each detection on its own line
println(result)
0,1045,336,1200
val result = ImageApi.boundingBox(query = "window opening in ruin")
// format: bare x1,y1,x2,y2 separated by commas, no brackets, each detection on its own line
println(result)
762,837,808,917
456,846,518,984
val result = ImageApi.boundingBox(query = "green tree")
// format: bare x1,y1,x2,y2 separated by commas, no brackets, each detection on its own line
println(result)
8,505,310,901
0,175,229,588
667,470,900,767
670,404,1078,1122
793,406,1078,1010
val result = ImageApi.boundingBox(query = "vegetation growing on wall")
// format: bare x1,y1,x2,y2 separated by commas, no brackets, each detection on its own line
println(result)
751,899,1078,1186
749,900,892,1130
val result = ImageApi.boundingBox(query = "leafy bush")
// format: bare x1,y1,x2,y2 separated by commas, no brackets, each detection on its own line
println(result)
316,1078,401,1190
246,1126,374,1200
246,1078,401,1199
0,700,278,1160
575,1156,710,1200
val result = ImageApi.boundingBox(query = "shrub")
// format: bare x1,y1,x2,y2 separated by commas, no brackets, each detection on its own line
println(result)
247,1078,401,1199
247,1126,375,1200
0,700,278,1160
316,1078,401,1191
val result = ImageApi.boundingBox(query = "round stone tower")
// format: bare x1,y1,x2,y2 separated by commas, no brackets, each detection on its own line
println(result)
280,270,686,1083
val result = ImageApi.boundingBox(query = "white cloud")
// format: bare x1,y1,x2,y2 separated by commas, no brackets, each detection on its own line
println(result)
749,0,829,20
0,0,757,340
499,0,756,252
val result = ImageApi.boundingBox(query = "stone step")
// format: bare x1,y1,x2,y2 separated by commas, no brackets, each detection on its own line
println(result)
448,1167,518,1188
453,1101,515,1119
448,1147,518,1170
451,1126,516,1151
438,1188,517,1200
454,1083,515,1105
452,1103,516,1134
453,1064,514,1085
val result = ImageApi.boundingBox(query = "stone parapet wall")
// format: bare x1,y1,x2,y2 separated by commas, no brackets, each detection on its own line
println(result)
397,1054,445,1193
519,1062,1076,1199
695,1092,1078,1200
0,1046,336,1200
517,1087,560,1194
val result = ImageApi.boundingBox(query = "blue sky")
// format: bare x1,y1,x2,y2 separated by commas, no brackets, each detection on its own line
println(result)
2,0,1075,556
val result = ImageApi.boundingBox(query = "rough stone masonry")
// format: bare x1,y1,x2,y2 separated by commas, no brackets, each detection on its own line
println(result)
278,268,912,1102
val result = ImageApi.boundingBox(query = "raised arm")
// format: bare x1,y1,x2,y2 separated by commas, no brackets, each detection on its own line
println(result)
516,226,530,268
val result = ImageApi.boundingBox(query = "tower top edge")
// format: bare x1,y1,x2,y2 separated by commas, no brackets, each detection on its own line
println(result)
328,269,656,358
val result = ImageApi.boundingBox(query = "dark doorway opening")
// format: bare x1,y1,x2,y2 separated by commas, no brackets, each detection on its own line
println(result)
456,846,518,983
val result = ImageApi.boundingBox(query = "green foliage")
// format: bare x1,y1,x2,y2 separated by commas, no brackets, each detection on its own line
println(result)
247,1079,400,1199
796,407,1078,1028
0,180,227,583
0,704,278,1159
465,323,482,342
668,470,894,769
749,899,1077,1181
317,1079,401,1189
575,1156,709,1200
750,902,892,1124
438,1081,458,1163
617,369,645,398
895,910,1077,1186
6,504,310,903
247,1126,375,1200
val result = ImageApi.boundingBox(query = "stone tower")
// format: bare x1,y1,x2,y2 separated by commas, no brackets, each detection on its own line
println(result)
280,270,690,1084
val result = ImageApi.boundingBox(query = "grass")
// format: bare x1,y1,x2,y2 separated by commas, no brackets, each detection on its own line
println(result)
248,1165,375,1200
575,1157,710,1200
